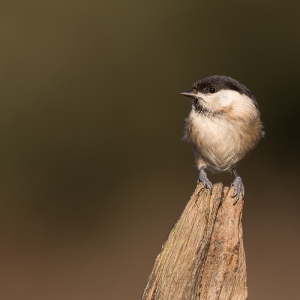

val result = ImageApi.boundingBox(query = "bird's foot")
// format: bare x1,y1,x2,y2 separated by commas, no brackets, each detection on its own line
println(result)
231,176,245,205
198,169,213,190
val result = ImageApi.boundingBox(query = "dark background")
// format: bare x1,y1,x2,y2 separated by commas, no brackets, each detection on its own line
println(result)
1,1,299,299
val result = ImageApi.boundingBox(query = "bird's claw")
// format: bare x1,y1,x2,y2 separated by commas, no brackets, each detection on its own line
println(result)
198,169,213,190
231,176,245,204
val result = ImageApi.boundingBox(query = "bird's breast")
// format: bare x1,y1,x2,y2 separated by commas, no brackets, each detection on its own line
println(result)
185,111,261,171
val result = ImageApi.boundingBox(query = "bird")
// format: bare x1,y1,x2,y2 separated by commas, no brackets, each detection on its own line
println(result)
181,75,264,204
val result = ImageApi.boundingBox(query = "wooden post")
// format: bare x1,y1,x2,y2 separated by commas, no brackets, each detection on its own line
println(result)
141,183,247,300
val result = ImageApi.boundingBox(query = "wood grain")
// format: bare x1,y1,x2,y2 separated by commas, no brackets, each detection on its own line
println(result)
141,183,247,300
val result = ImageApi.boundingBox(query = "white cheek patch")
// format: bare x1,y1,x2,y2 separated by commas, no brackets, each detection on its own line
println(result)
214,90,238,107
195,90,256,118
196,90,236,107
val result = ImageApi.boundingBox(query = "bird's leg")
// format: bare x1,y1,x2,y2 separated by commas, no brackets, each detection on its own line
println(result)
231,169,245,204
198,168,213,190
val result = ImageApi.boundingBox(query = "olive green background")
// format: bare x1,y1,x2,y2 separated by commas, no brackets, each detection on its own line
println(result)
0,1,299,299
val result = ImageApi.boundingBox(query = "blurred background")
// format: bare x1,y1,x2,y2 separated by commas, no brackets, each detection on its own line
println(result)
0,0,299,299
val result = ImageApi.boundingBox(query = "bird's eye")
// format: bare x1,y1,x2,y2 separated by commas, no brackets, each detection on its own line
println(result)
209,87,216,93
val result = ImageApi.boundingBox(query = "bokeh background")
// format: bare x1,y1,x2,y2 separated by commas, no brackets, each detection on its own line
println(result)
0,1,299,299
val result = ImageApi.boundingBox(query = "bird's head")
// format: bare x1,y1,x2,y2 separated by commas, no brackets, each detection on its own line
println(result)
181,75,259,119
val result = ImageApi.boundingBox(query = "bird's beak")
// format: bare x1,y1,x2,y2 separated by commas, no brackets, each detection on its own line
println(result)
180,90,197,99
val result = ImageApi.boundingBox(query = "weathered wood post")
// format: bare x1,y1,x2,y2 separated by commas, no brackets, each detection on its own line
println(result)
141,183,247,300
